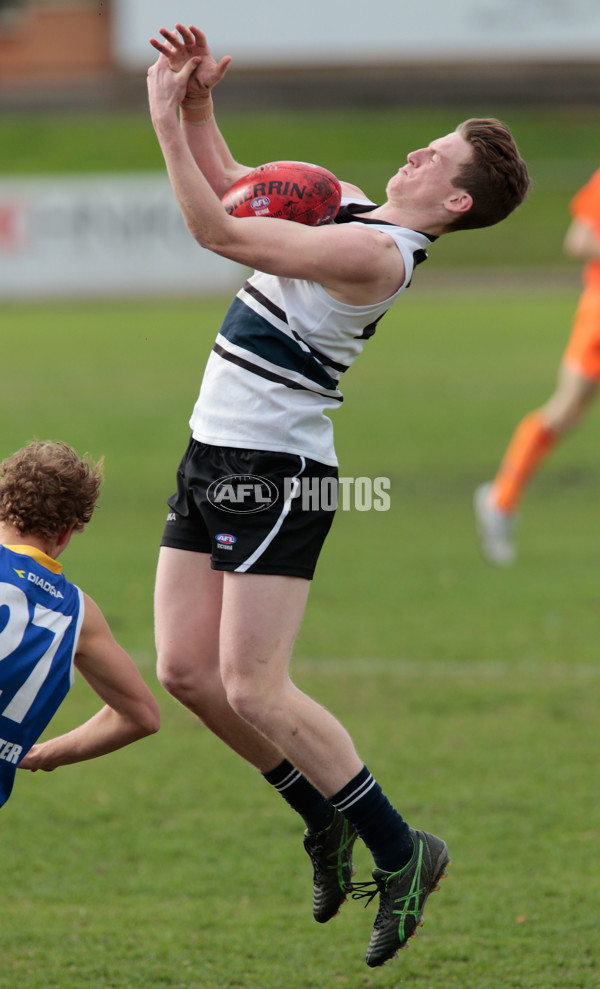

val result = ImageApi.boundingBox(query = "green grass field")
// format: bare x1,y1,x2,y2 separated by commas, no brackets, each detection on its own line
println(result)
1,107,599,987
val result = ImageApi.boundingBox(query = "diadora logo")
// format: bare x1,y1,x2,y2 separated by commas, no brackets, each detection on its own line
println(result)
27,572,64,599
208,474,279,514
250,196,270,210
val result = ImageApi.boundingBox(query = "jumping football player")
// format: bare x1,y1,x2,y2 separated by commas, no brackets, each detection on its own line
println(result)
147,24,530,967
475,168,600,565
0,440,160,808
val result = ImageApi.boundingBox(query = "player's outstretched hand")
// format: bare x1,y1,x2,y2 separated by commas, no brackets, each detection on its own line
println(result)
149,23,231,102
147,52,203,122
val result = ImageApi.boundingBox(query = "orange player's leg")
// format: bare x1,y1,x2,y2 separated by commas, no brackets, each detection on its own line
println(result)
490,411,557,513
491,288,600,513
475,289,600,563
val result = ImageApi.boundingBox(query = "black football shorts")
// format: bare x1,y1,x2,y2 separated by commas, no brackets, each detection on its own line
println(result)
160,437,338,579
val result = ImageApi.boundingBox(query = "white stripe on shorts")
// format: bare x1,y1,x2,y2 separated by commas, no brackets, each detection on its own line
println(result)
234,457,306,573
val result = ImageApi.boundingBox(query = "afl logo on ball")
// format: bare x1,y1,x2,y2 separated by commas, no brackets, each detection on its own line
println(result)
208,474,279,514
250,196,270,210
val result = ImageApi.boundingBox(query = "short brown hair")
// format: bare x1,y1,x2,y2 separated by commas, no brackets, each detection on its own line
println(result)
0,441,103,541
449,117,530,231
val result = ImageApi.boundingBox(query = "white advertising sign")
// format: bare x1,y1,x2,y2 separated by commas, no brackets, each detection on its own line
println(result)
114,0,600,67
0,173,244,300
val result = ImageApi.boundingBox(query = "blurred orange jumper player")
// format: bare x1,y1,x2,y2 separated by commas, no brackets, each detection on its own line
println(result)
475,169,600,565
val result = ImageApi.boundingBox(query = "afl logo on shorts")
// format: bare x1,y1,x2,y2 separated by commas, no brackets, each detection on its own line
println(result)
208,474,279,514
216,533,237,544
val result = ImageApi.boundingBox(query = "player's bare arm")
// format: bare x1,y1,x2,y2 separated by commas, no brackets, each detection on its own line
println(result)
18,594,159,772
148,54,405,303
149,24,248,195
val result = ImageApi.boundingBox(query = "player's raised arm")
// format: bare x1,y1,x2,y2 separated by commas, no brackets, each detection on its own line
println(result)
149,23,248,195
18,594,159,772
147,54,405,302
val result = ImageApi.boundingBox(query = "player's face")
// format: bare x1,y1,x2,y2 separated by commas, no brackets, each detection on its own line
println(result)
388,131,473,207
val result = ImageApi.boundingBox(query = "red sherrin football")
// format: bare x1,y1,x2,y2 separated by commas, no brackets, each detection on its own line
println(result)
221,161,342,226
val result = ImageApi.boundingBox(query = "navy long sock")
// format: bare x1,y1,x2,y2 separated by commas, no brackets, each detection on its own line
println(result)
262,759,335,834
330,765,414,873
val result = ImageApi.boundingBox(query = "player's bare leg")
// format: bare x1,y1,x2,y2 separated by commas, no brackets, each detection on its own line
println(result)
218,571,363,795
156,551,361,787
155,547,283,769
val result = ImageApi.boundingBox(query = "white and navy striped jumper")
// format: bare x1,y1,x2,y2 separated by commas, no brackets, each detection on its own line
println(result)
190,197,435,467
